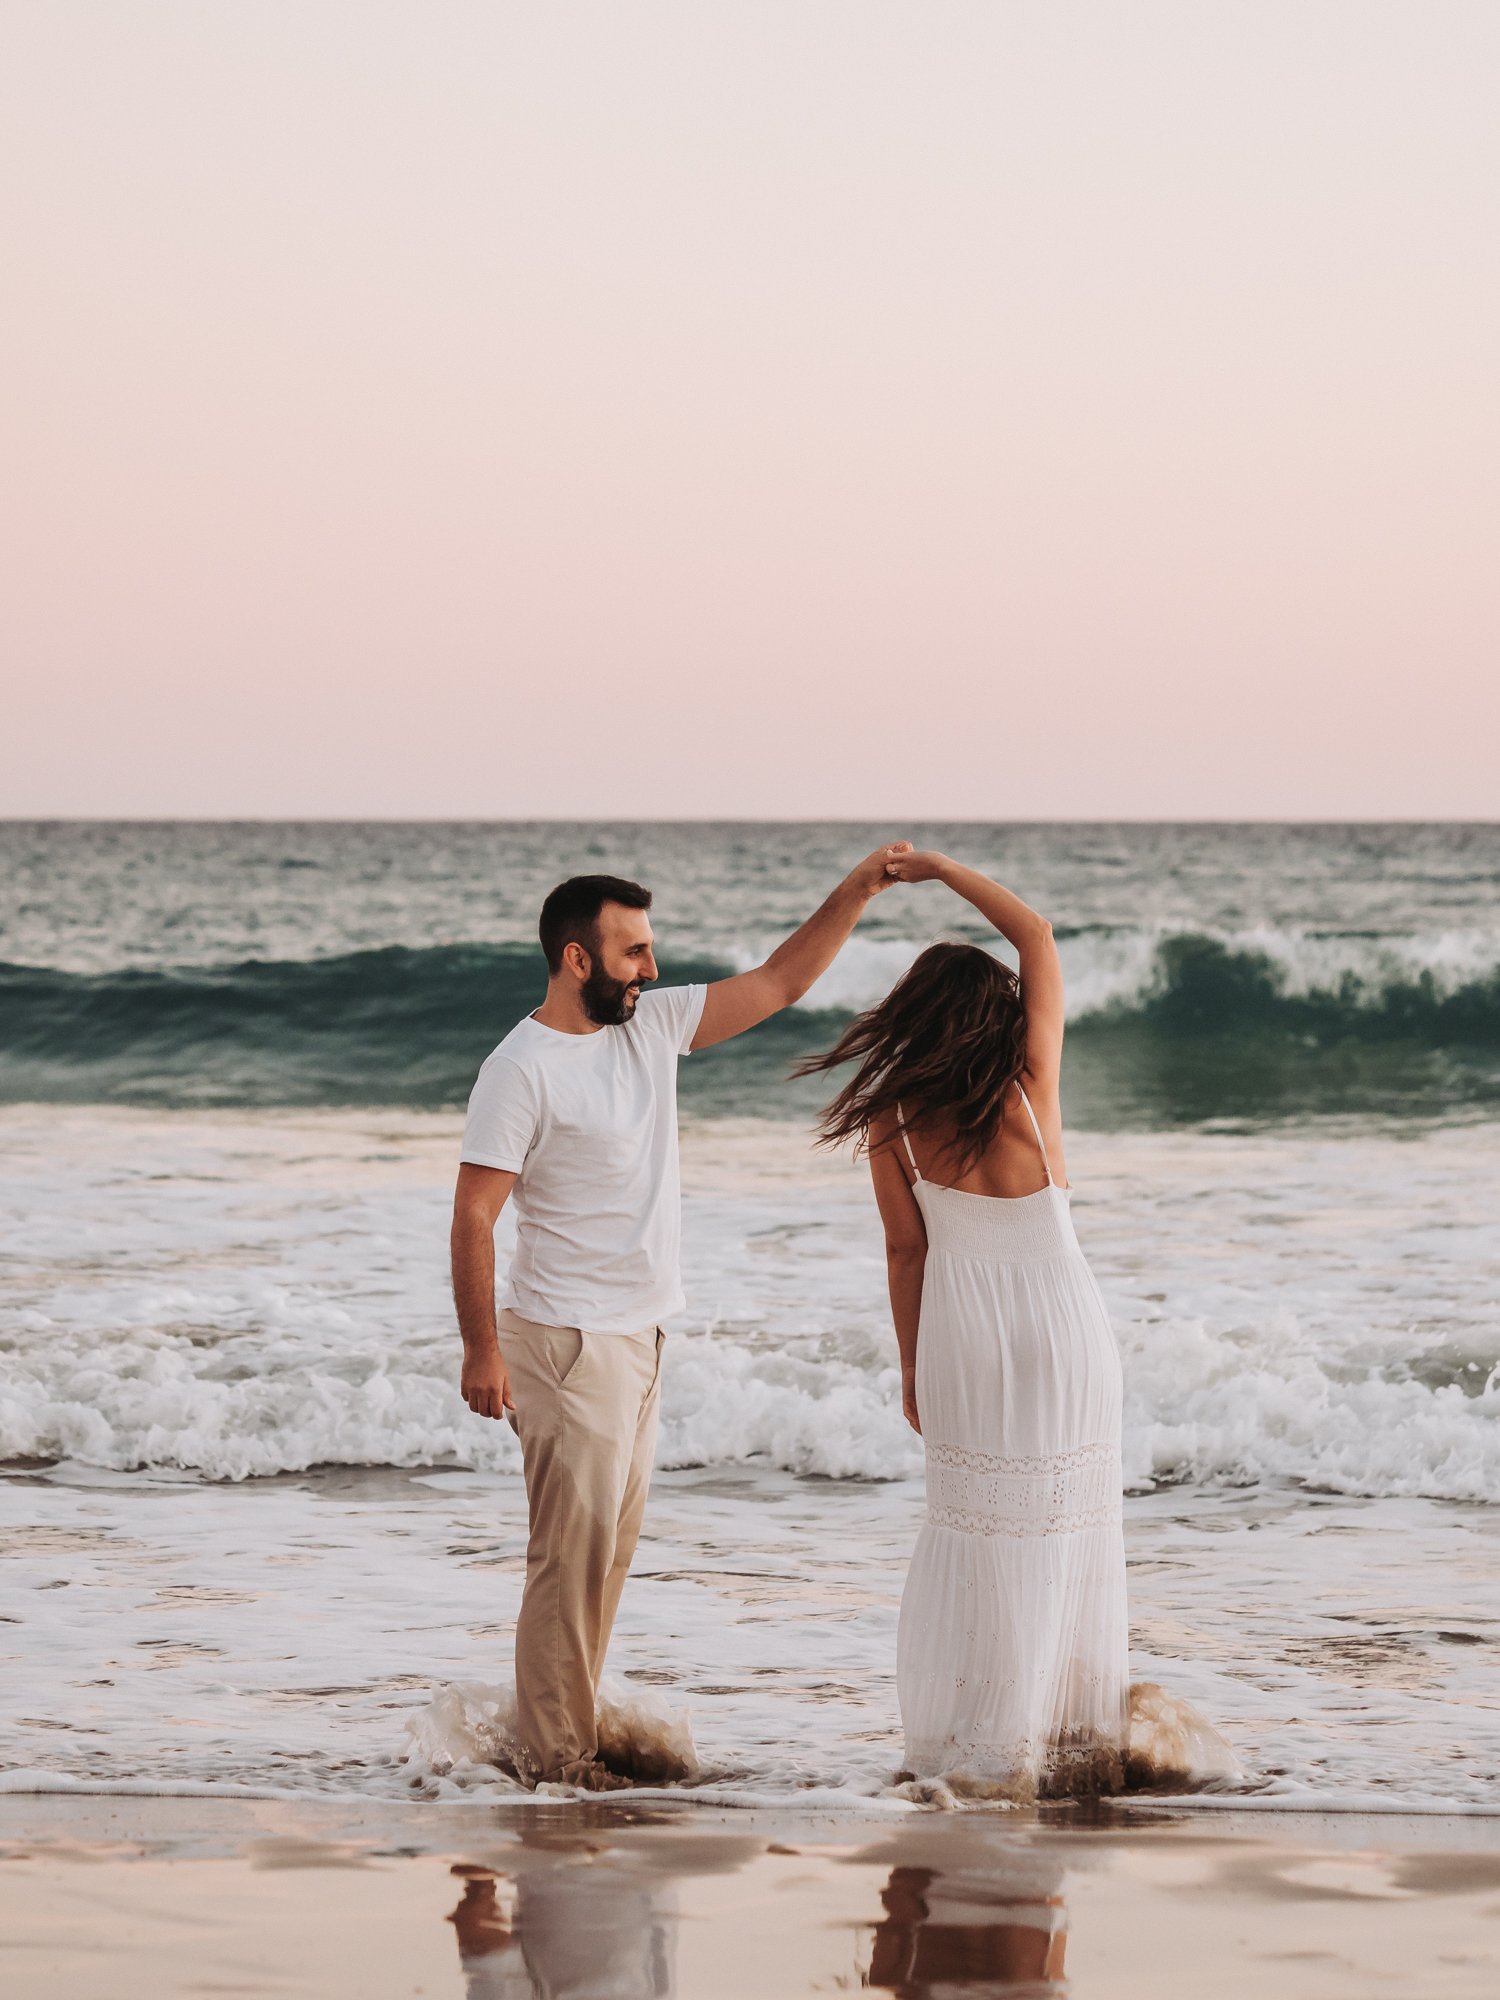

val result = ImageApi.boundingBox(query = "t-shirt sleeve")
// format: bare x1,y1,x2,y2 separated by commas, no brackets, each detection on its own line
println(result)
633,982,708,1056
460,1054,539,1171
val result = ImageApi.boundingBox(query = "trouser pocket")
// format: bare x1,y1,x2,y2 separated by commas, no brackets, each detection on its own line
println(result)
544,1325,587,1385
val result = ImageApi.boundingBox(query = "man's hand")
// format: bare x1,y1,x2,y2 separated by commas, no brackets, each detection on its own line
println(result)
462,1343,514,1422
691,839,914,1051
850,840,914,896
452,1164,516,1415
883,848,949,884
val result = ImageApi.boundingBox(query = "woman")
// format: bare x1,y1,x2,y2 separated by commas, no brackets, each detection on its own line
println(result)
799,851,1129,1799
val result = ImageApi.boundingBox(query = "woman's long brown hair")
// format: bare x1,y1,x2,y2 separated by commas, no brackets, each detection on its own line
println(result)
794,941,1029,1172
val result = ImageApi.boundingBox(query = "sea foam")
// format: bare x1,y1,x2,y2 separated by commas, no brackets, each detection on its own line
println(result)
402,1678,698,1791
786,924,1500,1023
6,1313,1496,1501
1,1108,1495,1502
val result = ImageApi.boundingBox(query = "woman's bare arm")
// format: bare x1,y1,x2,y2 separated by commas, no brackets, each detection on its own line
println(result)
887,852,1065,1094
868,1110,928,1434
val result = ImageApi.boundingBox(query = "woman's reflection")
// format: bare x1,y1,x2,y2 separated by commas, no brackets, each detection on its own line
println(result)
867,1862,1067,1996
448,1860,675,2000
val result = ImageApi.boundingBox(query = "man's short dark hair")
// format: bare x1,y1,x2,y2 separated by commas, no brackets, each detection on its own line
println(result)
538,875,653,975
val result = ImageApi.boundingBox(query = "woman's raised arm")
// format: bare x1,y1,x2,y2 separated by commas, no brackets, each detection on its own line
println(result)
887,852,1065,1091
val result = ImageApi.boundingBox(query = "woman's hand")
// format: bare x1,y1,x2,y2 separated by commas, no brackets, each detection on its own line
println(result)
851,840,915,897
885,849,949,885
901,1365,921,1435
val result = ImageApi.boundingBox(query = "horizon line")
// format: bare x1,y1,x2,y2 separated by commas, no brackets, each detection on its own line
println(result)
4,814,1498,830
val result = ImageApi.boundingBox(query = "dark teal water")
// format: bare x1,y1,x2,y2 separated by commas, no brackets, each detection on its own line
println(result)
2,821,1498,1126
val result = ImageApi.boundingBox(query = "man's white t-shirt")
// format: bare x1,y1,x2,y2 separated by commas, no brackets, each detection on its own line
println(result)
459,984,708,1335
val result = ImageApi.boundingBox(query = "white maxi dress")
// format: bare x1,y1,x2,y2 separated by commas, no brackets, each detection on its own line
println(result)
895,1087,1129,1798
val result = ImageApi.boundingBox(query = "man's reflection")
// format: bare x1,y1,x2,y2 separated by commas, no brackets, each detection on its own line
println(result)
448,1835,1068,1999
867,1862,1067,1996
449,1860,675,2000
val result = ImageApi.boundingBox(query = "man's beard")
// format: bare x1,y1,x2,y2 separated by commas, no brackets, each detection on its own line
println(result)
580,967,647,1027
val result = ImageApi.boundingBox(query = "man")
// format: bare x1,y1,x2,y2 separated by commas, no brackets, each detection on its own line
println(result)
451,843,910,1788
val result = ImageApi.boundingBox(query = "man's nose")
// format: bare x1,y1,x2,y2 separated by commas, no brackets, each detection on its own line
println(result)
641,954,658,982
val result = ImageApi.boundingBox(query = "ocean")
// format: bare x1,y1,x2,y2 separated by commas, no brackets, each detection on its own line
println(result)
2,821,1498,1811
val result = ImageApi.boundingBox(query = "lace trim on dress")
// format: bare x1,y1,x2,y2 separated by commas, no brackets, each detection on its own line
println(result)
927,1499,1121,1538
924,1438,1121,1539
929,1441,1114,1475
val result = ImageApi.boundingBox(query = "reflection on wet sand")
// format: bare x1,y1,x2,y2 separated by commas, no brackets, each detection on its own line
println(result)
867,1861,1068,1997
11,1792,1500,2000
448,1828,1073,2000
449,1859,675,2000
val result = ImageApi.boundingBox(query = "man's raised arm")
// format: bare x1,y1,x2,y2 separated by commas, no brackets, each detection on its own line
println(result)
690,842,911,1051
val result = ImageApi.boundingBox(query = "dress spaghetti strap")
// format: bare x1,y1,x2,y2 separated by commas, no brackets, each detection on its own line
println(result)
894,1102,922,1182
1013,1083,1055,1187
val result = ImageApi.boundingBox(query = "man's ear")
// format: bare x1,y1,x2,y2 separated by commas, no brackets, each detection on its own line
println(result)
562,939,591,981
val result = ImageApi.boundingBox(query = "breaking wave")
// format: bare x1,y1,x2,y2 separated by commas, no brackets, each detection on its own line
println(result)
3,1314,1496,1503
2,928,1498,1120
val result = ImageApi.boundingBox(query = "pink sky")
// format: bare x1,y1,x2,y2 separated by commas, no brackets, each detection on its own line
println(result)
3,3,1497,818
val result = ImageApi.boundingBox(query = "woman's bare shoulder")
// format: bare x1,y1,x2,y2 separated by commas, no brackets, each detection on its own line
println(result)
1019,1064,1061,1105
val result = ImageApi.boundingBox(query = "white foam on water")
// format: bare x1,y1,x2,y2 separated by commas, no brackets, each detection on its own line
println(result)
401,1676,698,1792
0,1770,304,1800
2,1108,1494,1502
763,926,1500,1019
1126,1682,1242,1791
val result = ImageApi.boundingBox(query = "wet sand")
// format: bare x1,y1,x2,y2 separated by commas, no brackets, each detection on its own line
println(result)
3,1795,1498,1998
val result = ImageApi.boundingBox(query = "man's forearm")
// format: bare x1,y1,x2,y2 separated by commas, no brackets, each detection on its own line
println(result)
692,845,903,1050
451,1213,500,1353
762,874,874,1004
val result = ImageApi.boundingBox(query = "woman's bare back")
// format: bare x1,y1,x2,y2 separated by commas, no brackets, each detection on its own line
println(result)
896,1077,1069,1197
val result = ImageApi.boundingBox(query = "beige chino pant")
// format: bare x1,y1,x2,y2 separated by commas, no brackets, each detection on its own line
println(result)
495,1307,664,1785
